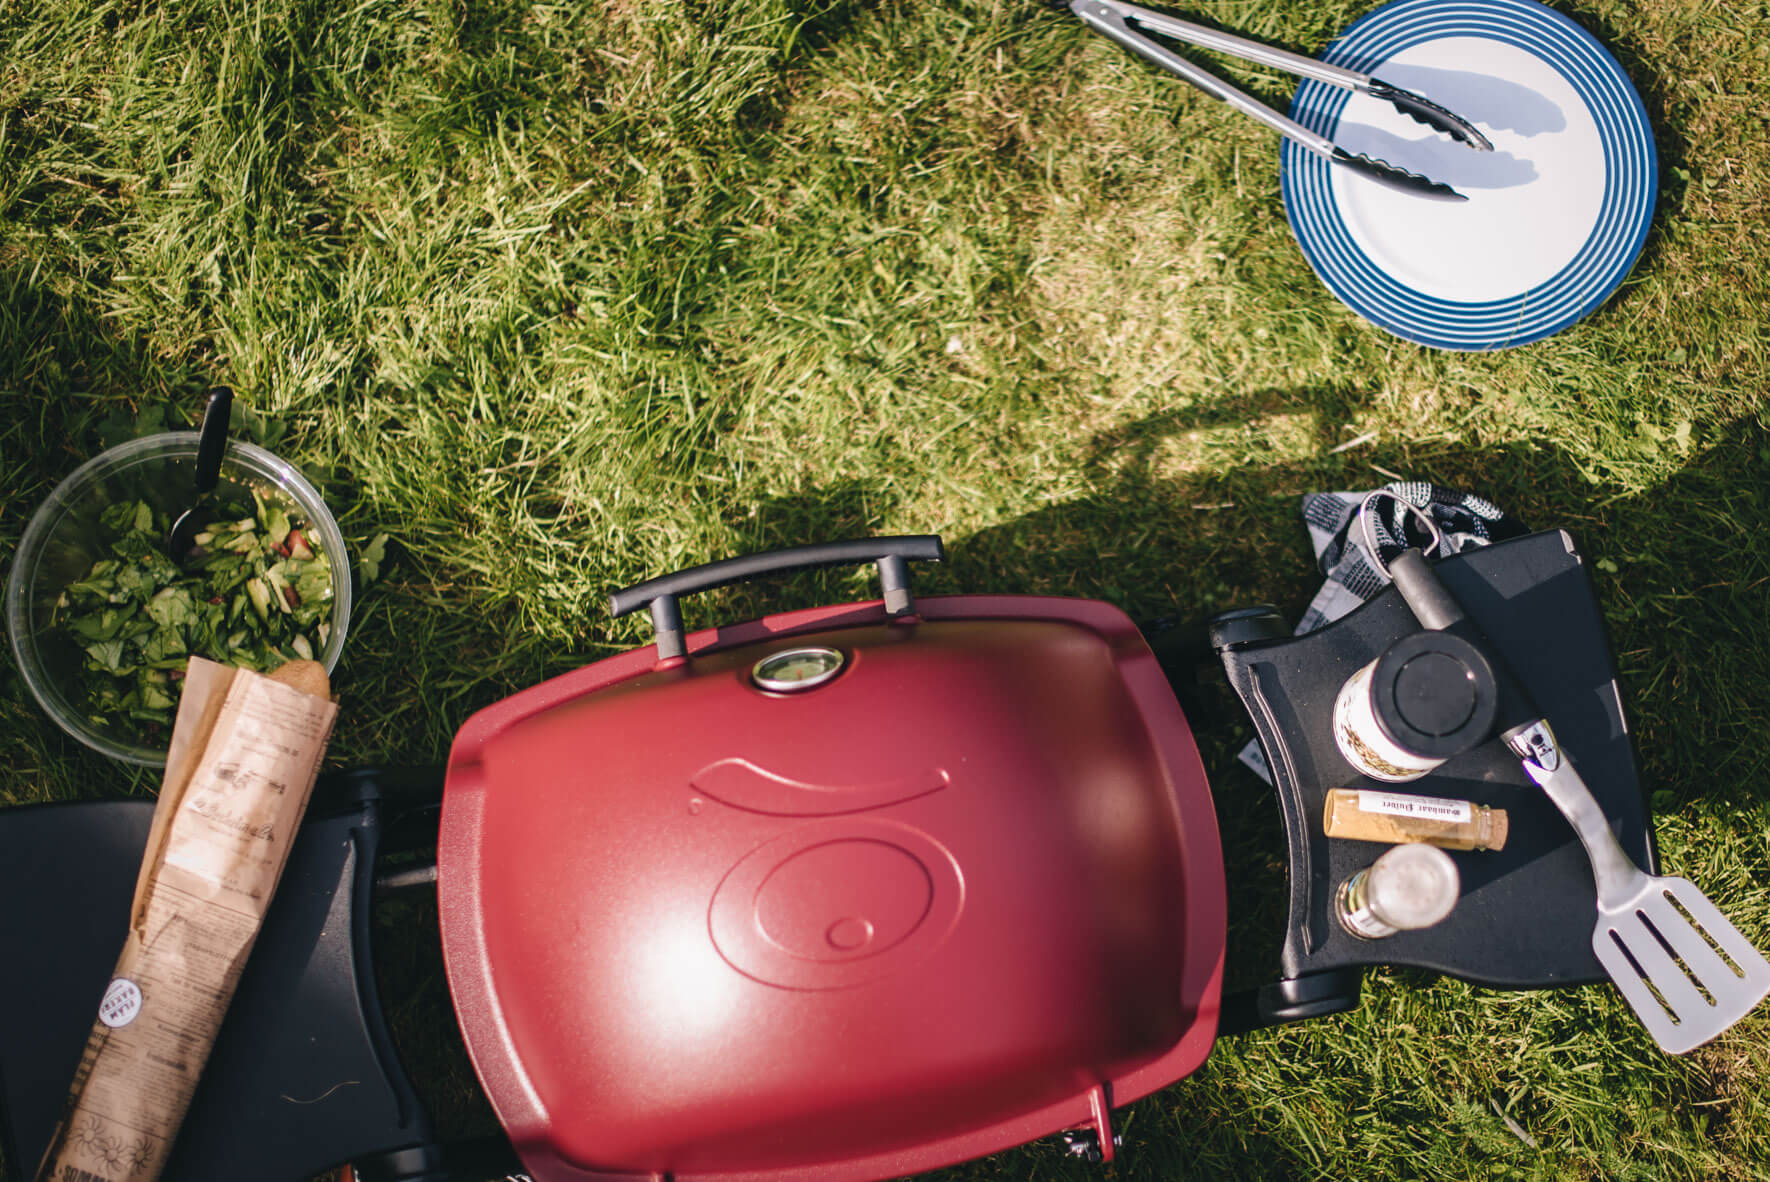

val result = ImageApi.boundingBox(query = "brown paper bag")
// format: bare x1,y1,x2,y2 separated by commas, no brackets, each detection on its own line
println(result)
35,657,338,1182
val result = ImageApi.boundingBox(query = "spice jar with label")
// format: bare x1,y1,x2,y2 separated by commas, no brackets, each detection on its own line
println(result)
1323,788,1509,851
1332,630,1499,782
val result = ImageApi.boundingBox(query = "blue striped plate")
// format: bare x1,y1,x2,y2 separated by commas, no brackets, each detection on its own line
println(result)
1281,0,1656,350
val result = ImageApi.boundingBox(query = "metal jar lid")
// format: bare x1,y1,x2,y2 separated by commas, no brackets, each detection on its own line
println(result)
1369,630,1498,761
1342,843,1462,937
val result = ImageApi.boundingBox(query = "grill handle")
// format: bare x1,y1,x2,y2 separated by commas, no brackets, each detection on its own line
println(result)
608,536,946,661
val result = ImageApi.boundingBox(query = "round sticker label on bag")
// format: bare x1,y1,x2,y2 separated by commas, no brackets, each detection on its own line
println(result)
99,977,142,1028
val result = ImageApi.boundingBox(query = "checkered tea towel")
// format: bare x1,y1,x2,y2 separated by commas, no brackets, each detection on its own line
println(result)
1238,481,1525,781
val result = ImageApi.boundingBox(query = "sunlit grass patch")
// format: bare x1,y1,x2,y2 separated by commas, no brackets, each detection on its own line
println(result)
1,0,1768,1177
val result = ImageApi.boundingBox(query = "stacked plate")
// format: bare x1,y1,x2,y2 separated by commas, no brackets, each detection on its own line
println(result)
1281,0,1657,350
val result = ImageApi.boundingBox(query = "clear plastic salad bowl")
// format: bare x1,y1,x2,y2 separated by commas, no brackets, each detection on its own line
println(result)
7,434,350,766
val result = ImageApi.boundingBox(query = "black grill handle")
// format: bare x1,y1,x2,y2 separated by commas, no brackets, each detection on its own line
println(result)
608,536,946,661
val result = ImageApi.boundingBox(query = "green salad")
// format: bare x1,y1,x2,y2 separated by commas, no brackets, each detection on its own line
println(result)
52,490,334,739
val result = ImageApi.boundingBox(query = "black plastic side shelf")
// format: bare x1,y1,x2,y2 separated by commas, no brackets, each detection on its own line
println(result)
0,770,445,1182
1211,530,1656,1007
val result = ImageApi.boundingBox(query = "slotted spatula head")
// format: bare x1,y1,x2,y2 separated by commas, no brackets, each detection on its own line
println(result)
1515,731,1770,1055
1592,874,1770,1055
1384,550,1770,1057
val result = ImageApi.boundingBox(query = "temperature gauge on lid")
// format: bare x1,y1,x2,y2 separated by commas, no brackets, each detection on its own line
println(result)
752,647,846,693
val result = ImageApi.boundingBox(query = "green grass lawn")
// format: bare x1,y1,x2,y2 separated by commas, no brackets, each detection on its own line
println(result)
3,0,1768,1178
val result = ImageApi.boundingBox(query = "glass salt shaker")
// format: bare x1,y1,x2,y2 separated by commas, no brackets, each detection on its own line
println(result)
1336,843,1461,939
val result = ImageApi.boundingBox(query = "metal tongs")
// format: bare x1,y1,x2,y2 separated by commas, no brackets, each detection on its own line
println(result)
1068,0,1491,201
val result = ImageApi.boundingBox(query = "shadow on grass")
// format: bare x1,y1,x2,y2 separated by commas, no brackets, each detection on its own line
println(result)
0,270,217,804
916,408,1770,1179
0,272,208,471
4,361,1764,1178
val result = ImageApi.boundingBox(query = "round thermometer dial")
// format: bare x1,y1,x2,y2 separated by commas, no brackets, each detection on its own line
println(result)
751,647,846,692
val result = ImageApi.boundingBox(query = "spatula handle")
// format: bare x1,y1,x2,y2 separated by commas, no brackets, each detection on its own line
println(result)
1512,723,1646,905
1389,550,1647,899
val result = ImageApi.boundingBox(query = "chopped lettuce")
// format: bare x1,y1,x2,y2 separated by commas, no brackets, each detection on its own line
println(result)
52,495,335,742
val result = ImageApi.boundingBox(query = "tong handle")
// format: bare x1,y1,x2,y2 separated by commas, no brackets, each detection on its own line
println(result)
609,536,945,661
1070,0,1337,158
1090,0,1369,90
1067,0,1487,176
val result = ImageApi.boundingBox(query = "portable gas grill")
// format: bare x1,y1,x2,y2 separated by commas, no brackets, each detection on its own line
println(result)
0,532,1654,1182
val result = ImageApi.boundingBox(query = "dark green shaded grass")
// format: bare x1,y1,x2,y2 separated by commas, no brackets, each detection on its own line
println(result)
3,0,1769,1178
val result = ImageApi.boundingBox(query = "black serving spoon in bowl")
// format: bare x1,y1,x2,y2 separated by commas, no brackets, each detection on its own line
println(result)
167,386,234,560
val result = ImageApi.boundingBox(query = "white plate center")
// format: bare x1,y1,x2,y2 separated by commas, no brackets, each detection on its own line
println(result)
1328,36,1605,303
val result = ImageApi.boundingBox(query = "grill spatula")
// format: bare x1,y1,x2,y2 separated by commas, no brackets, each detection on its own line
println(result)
1388,547,1770,1053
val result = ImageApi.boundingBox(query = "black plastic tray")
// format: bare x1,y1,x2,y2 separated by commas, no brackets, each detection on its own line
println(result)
1214,529,1656,989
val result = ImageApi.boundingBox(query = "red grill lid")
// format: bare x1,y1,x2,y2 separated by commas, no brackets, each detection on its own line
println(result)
439,595,1225,1181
